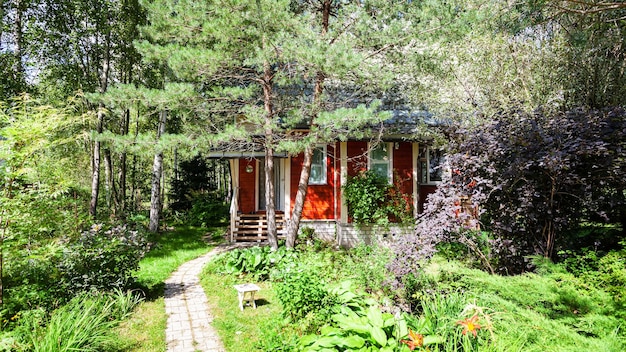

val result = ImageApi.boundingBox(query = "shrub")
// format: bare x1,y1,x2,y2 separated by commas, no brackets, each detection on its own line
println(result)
298,299,423,352
58,224,148,293
556,244,626,310
343,170,413,227
184,191,229,227
29,291,142,352
216,245,298,281
406,107,626,275
345,244,392,294
0,245,65,326
274,268,333,322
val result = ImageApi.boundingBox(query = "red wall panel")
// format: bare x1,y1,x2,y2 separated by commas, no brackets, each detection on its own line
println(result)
238,160,257,213
290,144,336,220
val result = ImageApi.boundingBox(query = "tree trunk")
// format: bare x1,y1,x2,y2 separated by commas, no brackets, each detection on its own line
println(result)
286,0,331,248
89,105,104,219
12,0,23,75
262,56,278,250
149,110,167,233
131,106,140,211
118,109,130,214
286,145,314,248
89,19,112,219
104,148,118,215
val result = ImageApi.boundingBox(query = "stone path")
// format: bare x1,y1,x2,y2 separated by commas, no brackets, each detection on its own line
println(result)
164,243,252,352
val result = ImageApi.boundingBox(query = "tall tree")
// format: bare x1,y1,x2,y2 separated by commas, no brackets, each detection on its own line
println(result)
33,0,147,218
135,0,431,245
283,0,465,247
134,0,299,247
148,110,166,232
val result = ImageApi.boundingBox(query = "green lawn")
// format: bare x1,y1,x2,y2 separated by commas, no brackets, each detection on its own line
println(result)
201,271,285,351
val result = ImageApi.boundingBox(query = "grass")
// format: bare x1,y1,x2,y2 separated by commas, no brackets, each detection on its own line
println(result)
109,226,223,351
200,269,285,351
135,226,223,297
108,298,166,352
30,290,143,352
422,258,626,351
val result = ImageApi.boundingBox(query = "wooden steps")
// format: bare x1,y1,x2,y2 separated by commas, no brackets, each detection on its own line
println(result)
231,213,287,242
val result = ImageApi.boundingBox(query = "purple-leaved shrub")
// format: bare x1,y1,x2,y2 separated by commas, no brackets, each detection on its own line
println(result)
388,106,626,281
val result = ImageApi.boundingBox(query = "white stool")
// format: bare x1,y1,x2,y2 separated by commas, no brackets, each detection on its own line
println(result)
234,283,260,311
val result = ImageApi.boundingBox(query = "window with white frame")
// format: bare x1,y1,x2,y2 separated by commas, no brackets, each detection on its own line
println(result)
309,145,327,185
419,146,445,184
369,143,392,180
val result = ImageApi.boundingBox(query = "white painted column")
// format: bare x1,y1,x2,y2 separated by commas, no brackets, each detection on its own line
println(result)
229,159,240,242
284,157,291,219
340,142,348,224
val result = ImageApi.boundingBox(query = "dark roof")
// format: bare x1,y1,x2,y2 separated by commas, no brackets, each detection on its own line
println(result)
383,109,449,136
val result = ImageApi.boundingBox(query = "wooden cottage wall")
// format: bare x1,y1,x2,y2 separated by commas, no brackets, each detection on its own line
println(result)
289,144,336,220
238,160,256,213
347,141,368,177
393,142,413,194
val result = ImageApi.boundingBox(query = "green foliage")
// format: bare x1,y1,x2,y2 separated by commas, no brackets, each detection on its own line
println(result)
274,267,332,322
215,245,298,281
343,170,388,225
255,315,299,352
183,192,229,227
169,155,228,215
1,245,65,328
299,300,410,352
418,259,626,351
29,290,143,352
344,244,393,294
58,224,149,293
556,244,626,311
343,170,413,227
436,230,493,271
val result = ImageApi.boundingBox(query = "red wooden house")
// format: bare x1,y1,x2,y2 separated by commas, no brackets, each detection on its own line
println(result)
214,116,445,246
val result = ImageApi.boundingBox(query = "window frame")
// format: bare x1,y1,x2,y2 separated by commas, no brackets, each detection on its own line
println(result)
308,145,327,185
419,146,445,185
369,142,393,182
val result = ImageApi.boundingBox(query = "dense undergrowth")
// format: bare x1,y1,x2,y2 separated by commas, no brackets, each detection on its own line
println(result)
203,234,626,352
0,223,219,352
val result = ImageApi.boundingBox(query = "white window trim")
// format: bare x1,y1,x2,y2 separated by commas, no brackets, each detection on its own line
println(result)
309,145,328,185
420,146,445,185
368,142,393,182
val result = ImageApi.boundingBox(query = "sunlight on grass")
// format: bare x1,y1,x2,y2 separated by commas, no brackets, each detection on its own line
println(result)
110,299,166,352
201,270,284,351
135,226,222,296
425,258,626,352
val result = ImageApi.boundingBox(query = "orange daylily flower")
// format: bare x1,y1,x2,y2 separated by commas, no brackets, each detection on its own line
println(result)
457,315,481,337
401,329,424,350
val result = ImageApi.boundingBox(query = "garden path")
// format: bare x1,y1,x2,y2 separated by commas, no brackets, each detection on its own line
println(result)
164,242,253,352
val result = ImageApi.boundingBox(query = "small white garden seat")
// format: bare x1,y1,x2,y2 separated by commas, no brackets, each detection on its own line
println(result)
233,283,260,311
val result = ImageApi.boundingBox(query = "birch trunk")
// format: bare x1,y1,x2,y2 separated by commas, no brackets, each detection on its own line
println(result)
89,20,111,219
149,110,167,233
